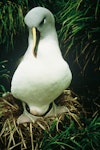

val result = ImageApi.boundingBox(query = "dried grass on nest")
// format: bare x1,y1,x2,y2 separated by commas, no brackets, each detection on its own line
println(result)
0,90,85,149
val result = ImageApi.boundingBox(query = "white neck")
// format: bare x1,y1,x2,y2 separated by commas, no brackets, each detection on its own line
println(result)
24,28,62,62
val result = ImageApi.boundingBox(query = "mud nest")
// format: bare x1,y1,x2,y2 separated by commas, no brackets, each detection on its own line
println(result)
0,90,85,149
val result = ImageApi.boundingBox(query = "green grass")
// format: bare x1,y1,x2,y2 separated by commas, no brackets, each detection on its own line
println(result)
0,0,28,50
40,115,100,150
55,0,100,71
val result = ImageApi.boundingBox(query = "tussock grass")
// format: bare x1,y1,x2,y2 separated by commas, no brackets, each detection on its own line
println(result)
0,90,85,149
0,91,100,149
55,0,100,71
41,115,100,150
0,0,28,50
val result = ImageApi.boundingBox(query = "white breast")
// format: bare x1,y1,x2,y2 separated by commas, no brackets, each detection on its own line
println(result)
11,57,72,108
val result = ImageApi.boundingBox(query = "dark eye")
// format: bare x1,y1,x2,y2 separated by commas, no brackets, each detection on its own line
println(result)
39,17,46,26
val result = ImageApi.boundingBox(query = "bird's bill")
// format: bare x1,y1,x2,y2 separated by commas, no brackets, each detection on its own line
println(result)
32,27,37,57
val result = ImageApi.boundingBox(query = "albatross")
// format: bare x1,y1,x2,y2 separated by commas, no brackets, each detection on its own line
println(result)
11,7,72,124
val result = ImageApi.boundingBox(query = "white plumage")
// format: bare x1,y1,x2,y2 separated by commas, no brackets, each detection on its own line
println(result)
11,7,72,124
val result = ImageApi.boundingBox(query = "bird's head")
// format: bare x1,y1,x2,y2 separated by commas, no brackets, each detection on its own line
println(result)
24,7,55,57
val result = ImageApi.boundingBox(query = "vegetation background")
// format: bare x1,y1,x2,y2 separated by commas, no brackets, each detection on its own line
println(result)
0,0,100,149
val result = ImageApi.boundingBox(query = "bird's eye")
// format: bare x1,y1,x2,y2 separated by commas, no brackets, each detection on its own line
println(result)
39,17,46,26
